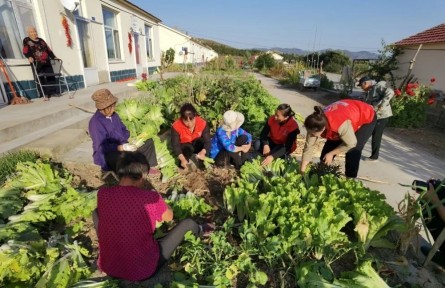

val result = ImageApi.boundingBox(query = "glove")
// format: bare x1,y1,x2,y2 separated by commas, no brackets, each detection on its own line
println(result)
122,143,137,152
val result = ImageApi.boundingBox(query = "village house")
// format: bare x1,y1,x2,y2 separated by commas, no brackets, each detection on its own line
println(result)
393,23,445,93
0,0,217,104
159,24,218,66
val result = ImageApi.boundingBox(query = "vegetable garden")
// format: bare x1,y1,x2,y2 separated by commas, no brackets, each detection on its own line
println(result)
0,72,442,287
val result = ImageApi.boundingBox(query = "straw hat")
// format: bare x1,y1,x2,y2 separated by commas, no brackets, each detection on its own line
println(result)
91,89,118,110
221,110,245,132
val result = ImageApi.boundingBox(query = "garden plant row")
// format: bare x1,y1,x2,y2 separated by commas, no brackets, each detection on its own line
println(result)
0,73,403,287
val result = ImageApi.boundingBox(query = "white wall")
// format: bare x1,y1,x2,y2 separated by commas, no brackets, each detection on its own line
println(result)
394,43,445,92
159,24,217,64
94,0,161,76
3,0,162,83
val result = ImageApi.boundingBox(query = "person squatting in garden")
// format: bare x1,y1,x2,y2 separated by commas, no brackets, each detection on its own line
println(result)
88,89,159,174
93,151,201,281
22,26,58,99
419,179,445,268
358,76,395,161
171,103,211,171
300,99,377,178
210,110,253,169
257,103,300,166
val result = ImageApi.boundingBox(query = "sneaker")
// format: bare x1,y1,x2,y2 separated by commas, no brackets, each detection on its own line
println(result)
363,157,378,162
421,245,445,267
148,168,161,175
199,223,216,237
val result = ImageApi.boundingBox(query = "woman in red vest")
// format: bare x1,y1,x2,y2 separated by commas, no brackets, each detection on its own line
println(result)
300,99,377,178
171,103,211,170
258,104,300,165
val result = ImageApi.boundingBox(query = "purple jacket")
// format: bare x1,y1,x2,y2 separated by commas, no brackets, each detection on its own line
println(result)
88,111,130,170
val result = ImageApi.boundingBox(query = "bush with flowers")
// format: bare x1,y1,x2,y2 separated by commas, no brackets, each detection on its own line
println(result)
389,77,436,128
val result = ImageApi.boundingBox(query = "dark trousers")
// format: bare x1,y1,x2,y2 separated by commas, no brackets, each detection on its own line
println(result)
370,117,390,160
157,218,199,269
105,138,158,172
254,138,288,159
32,62,57,97
320,116,377,178
426,215,445,255
181,138,205,160
214,135,250,169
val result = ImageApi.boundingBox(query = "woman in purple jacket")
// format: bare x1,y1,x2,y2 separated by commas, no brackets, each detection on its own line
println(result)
88,89,158,174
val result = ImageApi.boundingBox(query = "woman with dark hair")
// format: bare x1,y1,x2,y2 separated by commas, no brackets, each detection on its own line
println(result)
95,152,204,281
300,99,376,178
258,103,300,166
171,103,211,170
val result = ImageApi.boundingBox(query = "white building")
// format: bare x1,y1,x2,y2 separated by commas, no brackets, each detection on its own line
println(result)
0,0,217,105
393,23,445,92
158,24,217,65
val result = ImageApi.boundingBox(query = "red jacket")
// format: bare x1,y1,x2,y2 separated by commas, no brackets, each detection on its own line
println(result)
267,116,300,153
323,100,375,141
172,116,207,144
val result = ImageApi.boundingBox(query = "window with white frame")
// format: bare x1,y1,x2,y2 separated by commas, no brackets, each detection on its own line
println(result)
0,0,36,59
102,7,121,60
145,25,153,59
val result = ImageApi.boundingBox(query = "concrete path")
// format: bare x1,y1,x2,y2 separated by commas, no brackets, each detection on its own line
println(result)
253,73,445,213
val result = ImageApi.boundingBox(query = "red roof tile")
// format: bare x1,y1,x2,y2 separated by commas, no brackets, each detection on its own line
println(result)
394,23,445,46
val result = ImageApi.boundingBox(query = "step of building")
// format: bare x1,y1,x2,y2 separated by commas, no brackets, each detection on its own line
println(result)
22,128,90,160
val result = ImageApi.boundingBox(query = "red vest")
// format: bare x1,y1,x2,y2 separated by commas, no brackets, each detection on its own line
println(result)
267,116,300,153
172,116,207,144
323,100,375,141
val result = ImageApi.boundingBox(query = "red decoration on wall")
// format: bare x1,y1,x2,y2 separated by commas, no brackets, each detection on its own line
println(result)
128,32,132,54
62,16,72,47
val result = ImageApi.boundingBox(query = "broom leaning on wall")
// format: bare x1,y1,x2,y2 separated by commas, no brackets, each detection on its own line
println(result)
0,54,30,105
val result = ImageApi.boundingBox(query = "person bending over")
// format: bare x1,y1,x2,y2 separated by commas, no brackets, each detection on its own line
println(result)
300,99,376,178
358,76,394,161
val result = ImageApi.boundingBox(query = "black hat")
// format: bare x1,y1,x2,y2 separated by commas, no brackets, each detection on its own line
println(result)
357,76,371,86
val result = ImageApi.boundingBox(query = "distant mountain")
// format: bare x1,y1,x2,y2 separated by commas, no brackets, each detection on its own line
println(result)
192,38,378,60
262,47,378,60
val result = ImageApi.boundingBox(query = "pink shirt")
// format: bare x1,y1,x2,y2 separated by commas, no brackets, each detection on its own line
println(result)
97,185,168,281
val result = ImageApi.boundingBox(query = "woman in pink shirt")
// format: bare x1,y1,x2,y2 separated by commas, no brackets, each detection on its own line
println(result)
95,152,200,281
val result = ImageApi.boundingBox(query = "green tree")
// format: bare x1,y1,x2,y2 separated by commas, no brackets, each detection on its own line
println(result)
254,53,276,71
320,50,351,73
365,40,401,88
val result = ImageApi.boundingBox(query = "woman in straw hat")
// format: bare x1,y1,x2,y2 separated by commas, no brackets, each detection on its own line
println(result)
88,89,159,174
210,110,252,169
258,104,300,166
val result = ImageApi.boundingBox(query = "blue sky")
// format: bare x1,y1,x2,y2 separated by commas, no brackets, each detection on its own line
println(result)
131,0,445,53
